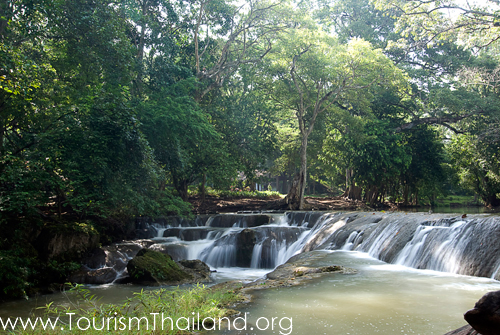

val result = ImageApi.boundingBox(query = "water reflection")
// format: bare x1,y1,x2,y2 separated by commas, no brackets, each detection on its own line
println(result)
405,206,497,214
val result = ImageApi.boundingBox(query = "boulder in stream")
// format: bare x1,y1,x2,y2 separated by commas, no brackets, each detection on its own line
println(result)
241,251,357,291
464,290,500,335
127,249,211,285
235,229,257,267
68,267,118,285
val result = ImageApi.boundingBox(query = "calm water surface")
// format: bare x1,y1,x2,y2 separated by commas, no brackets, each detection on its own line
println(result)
216,251,500,335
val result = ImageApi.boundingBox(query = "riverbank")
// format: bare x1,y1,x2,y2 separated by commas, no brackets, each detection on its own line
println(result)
187,194,491,215
189,195,373,214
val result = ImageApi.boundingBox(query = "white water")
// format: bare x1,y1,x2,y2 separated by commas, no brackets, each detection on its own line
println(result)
216,251,500,335
4,211,500,334
149,212,500,281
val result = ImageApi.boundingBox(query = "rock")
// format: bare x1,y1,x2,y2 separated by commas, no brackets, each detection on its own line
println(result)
254,227,302,268
235,229,256,267
126,249,212,285
68,267,118,285
444,325,480,335
266,262,352,281
464,290,500,335
149,243,188,261
179,259,210,273
135,217,153,229
34,225,99,261
127,249,192,285
81,248,107,269
134,228,157,239
285,212,326,228
208,214,271,228
179,259,212,282
163,228,211,241
240,251,356,292
104,242,143,271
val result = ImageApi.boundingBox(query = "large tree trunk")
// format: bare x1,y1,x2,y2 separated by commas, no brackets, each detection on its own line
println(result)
173,177,189,202
200,173,206,203
483,194,500,207
286,137,307,210
343,169,362,200
402,184,409,206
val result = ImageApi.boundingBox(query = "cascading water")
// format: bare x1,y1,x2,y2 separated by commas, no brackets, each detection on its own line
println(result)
139,211,500,281
152,213,313,269
312,212,500,280
5,210,500,335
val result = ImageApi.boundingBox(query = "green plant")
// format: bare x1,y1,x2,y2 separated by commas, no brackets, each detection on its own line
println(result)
10,283,244,334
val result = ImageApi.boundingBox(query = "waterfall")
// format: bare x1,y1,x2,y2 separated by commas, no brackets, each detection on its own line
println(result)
150,213,312,269
136,211,500,280
327,213,500,280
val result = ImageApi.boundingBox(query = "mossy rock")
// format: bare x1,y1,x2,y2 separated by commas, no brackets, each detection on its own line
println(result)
127,249,192,285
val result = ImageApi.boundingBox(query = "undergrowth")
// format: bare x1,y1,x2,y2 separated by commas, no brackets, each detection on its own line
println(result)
188,187,282,199
9,283,242,334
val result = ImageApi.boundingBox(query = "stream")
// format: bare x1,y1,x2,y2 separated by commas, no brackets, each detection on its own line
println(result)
216,250,500,334
2,210,500,334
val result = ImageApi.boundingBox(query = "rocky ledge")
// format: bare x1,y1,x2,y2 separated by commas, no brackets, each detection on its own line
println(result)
242,251,356,291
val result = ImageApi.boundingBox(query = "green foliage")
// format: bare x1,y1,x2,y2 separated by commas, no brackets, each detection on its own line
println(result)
139,79,235,201
204,76,279,190
26,283,242,334
448,134,500,207
1,0,500,299
371,0,500,50
0,250,31,298
188,187,282,199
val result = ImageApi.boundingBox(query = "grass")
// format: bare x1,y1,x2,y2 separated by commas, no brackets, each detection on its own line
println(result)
10,283,243,334
434,195,481,207
188,186,283,199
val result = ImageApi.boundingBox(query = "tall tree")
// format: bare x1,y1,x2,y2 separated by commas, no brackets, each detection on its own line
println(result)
189,0,292,100
264,25,406,209
370,0,500,50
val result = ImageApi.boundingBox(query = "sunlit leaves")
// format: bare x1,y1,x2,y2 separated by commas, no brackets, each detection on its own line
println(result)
370,0,500,49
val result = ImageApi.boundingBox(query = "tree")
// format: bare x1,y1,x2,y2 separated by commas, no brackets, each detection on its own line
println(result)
264,25,406,209
203,65,279,192
139,79,234,201
189,0,292,100
444,54,500,207
316,0,399,49
449,133,500,207
370,0,500,49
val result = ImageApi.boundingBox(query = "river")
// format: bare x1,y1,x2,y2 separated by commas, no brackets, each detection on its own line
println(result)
2,210,500,334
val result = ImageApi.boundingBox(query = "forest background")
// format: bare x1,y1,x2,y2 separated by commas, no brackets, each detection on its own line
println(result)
1,0,500,297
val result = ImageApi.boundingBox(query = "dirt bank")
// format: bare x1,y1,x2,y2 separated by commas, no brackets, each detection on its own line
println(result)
189,195,373,214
